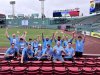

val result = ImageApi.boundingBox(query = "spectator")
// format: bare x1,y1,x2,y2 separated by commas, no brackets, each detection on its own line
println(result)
74,33,86,57
18,38,27,55
42,33,54,49
33,35,41,53
4,43,19,61
34,44,45,61
5,28,19,47
63,31,75,48
21,44,34,63
42,44,53,61
64,42,74,61
54,31,64,46
53,41,66,62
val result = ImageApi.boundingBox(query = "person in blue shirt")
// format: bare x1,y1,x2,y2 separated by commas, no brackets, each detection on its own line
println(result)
54,36,64,46
64,42,75,61
27,38,33,46
27,38,34,50
53,41,66,62
4,43,19,61
21,44,34,63
18,38,27,55
63,31,75,48
5,28,27,48
33,35,41,53
34,44,44,61
42,33,54,49
74,33,86,57
41,44,53,61
5,28,19,47
54,31,64,46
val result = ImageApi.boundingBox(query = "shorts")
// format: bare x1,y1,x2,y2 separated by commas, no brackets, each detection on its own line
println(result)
5,56,14,61
64,57,74,61
75,51,83,57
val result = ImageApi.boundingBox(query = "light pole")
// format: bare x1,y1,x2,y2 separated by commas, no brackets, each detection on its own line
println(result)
39,0,45,19
10,1,16,19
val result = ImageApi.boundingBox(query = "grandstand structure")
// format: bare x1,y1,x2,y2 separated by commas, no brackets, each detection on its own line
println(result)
0,14,6,28
5,14,100,28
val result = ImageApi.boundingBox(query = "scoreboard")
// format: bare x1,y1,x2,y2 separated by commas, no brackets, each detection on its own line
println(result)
53,8,80,17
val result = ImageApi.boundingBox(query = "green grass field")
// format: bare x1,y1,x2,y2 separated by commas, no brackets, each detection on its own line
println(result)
0,28,72,47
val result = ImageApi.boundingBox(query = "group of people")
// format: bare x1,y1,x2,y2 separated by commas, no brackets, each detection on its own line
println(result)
4,28,86,63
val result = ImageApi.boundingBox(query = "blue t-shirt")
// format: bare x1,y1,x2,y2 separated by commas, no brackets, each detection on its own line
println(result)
33,41,39,48
42,39,52,49
5,47,18,55
27,41,33,46
22,48,34,57
63,38,73,47
63,41,68,47
32,41,39,53
27,42,34,49
18,41,27,49
42,47,53,56
8,37,19,47
22,47,34,61
55,40,64,46
75,40,85,52
35,49,44,58
64,47,74,58
53,45,64,58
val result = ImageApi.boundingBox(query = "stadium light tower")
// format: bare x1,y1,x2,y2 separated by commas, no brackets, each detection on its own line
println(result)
39,0,45,19
10,1,16,18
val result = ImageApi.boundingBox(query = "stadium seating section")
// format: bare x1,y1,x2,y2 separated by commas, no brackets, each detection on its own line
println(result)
0,56,100,75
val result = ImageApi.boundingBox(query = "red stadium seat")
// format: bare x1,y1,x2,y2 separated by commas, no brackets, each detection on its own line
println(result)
53,61,64,67
85,61,96,67
74,57,79,61
24,61,32,67
82,67,95,75
95,57,100,62
67,67,81,75
12,67,26,75
0,60,9,66
74,57,85,62
78,57,86,62
96,62,100,67
41,67,53,75
42,61,53,67
64,61,74,67
31,61,42,67
54,67,67,75
0,56,4,60
27,67,40,75
0,66,13,75
74,61,84,68
85,57,95,62
18,61,32,67
95,67,100,74
9,60,19,67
